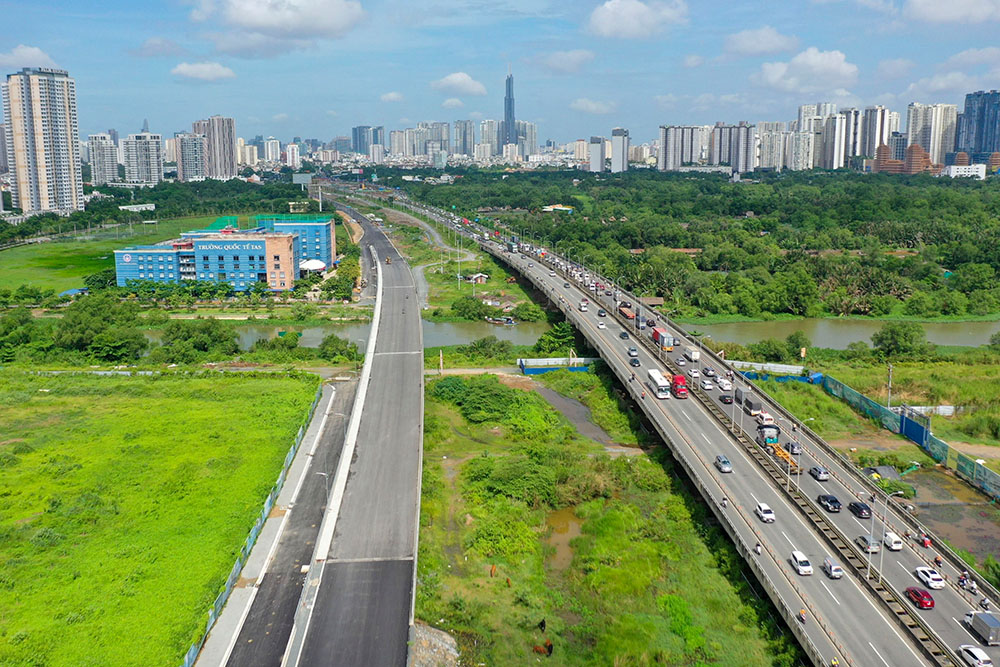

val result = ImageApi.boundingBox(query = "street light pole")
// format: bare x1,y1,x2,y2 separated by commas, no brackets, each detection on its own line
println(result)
878,491,906,584
887,363,893,409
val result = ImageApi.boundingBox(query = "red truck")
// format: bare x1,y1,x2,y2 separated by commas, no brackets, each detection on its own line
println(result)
651,327,674,351
671,374,689,399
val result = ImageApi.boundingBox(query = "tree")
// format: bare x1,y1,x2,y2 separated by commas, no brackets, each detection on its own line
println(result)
872,321,927,357
748,338,787,363
318,333,360,362
83,268,118,291
533,321,575,355
785,330,811,358
510,301,545,322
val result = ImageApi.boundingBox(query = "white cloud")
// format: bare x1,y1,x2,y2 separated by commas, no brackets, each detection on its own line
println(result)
905,0,1000,22
755,47,858,94
170,61,236,81
469,111,484,119
569,97,617,114
380,91,404,102
207,31,312,57
725,26,798,56
683,54,703,68
811,0,896,12
273,112,289,121
943,47,1000,69
587,0,687,39
442,97,464,108
0,44,57,69
877,57,914,79
431,71,486,96
904,71,983,97
131,37,185,58
654,93,679,109
326,110,338,116
538,49,595,74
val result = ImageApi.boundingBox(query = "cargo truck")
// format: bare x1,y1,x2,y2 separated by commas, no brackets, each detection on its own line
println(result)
744,397,762,416
671,375,689,399
651,327,673,351
618,305,635,319
684,345,701,362
965,611,1000,645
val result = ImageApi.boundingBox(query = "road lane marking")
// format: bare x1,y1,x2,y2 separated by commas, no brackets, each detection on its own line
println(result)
821,582,841,605
701,433,712,445
869,642,891,667
750,492,760,504
781,530,795,547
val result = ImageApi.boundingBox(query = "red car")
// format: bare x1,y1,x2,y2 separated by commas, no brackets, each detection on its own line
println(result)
905,586,935,609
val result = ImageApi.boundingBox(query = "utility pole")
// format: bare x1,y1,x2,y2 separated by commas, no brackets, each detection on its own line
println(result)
887,363,893,408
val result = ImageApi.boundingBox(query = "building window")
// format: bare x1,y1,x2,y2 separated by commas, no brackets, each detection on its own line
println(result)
273,263,280,269
234,264,240,270
239,273,244,278
218,255,225,261
138,273,144,278
208,273,214,278
279,272,285,278
159,273,165,278
259,255,265,261
273,255,280,261
219,272,227,280
280,281,285,287
270,272,276,278
270,281,276,287
199,273,205,278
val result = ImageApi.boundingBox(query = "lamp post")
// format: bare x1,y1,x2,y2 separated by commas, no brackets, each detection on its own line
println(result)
315,471,331,500
877,491,906,583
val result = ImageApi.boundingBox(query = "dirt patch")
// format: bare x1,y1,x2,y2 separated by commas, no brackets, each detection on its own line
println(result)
545,507,582,572
908,469,1000,561
411,622,460,667
495,373,536,391
268,505,288,519
831,431,1000,461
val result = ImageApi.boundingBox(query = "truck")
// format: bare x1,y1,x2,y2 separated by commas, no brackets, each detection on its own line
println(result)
965,611,1000,646
578,300,588,312
684,345,701,362
651,327,673,351
744,397,762,416
671,374,689,399
757,424,801,474
618,305,635,320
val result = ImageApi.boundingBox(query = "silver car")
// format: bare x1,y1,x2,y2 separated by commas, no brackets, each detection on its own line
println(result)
856,535,880,553
809,466,830,481
714,455,733,473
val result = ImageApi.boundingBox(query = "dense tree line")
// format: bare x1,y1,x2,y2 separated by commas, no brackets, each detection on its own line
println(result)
391,170,1000,319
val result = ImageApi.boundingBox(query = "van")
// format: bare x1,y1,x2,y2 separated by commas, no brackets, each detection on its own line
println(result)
790,550,813,576
823,556,844,579
884,532,903,551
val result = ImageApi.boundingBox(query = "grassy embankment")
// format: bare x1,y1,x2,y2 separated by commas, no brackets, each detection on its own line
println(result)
0,370,319,666
417,373,800,665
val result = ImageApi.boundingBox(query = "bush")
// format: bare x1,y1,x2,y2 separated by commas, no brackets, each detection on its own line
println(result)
317,333,360,362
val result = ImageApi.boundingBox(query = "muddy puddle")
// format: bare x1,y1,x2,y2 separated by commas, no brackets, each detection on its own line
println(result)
906,469,1000,561
546,506,583,571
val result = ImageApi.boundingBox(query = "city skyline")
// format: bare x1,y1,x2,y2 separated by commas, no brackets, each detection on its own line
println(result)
3,1,1000,142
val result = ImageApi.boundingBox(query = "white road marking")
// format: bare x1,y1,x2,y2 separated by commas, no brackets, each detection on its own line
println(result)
750,492,760,504
781,530,795,547
701,433,712,445
869,642,891,667
821,582,841,606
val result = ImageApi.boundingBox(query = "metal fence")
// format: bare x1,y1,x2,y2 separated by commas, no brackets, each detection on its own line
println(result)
821,374,901,433
180,382,324,667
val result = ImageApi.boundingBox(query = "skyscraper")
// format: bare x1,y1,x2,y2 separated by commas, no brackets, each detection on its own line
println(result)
175,132,206,182
709,122,756,173
264,137,281,162
504,70,516,147
589,136,605,172
122,132,163,184
192,115,237,180
89,133,119,185
0,123,7,173
861,106,899,157
906,103,957,165
841,108,862,160
515,120,537,158
352,125,371,154
658,126,710,170
286,143,300,169
2,67,83,213
480,120,500,156
956,90,1000,155
453,120,475,156
389,130,406,155
821,114,847,169
610,128,630,173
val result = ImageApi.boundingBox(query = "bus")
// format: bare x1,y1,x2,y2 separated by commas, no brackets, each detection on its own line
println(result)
646,369,671,399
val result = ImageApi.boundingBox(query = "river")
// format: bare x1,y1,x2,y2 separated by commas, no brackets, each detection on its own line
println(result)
144,319,551,351
690,318,1000,349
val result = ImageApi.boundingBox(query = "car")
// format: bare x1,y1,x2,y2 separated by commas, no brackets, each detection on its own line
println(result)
597,321,607,329
703,368,716,377
958,645,994,667
915,566,946,590
597,309,607,317
604,290,612,296
564,282,570,288
848,501,872,519
790,550,813,576
823,556,844,579
701,379,714,391
855,535,880,553
528,262,534,267
646,318,656,327
717,378,733,391
719,394,734,405
817,494,842,512
714,455,733,473
687,368,701,379
619,331,629,340
629,358,641,367
627,347,639,357
549,270,556,277
755,503,775,523
809,466,830,481
905,586,935,609
675,357,686,366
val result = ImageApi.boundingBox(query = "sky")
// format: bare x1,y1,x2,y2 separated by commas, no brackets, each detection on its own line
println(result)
2,0,1000,144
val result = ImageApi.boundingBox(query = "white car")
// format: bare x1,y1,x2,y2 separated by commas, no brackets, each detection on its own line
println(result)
958,645,993,667
675,358,686,366
915,566,946,590
687,368,701,379
717,379,732,391
700,379,714,391
755,503,775,523
597,321,606,329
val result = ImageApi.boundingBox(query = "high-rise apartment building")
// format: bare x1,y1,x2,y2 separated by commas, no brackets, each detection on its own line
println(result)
658,125,710,170
192,115,237,180
286,143,300,169
757,131,786,171
589,136,605,172
453,120,475,156
88,133,118,185
785,131,815,171
610,128,630,173
861,106,900,157
709,122,756,173
480,120,500,156
473,143,493,161
175,132,206,182
389,130,406,156
906,103,957,165
573,139,588,161
122,132,163,184
503,71,516,146
841,108,862,160
264,137,281,162
2,67,83,213
0,123,8,173
889,131,908,161
515,120,537,158
428,122,450,153
352,125,371,154
956,90,1000,155
241,144,258,166
821,114,847,169
369,144,384,165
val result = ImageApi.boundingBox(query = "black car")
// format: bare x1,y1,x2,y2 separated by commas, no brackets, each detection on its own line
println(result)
629,358,641,367
719,394,734,404
818,494,842,513
597,309,607,317
848,501,872,519
604,290,612,296
646,318,656,327
563,282,570,288
619,331,630,340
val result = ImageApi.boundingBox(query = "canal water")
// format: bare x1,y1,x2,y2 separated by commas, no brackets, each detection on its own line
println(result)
691,318,1000,349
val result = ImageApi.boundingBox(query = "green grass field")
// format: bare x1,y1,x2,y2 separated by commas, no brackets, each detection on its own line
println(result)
0,215,262,292
0,370,318,666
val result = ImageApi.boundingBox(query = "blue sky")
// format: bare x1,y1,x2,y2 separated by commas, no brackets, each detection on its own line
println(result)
2,0,1000,143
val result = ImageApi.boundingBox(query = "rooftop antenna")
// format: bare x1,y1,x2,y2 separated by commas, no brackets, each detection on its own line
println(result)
141,118,149,133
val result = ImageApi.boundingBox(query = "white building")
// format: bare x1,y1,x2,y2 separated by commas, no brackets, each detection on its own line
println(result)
175,132,206,182
473,143,493,161
240,144,258,166
369,144,385,164
286,143,300,169
122,132,163,184
89,133,119,185
861,106,900,157
821,114,847,169
757,131,785,171
709,122,756,173
573,139,588,161
263,137,281,162
389,130,406,156
658,125,710,171
610,128,629,173
906,103,957,165
784,131,814,171
941,164,986,180
479,120,500,156
502,142,521,163
192,115,237,180
453,120,475,156
588,136,605,172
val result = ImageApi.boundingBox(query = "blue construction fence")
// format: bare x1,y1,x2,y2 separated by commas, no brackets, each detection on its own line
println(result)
748,370,1000,501
180,382,324,667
